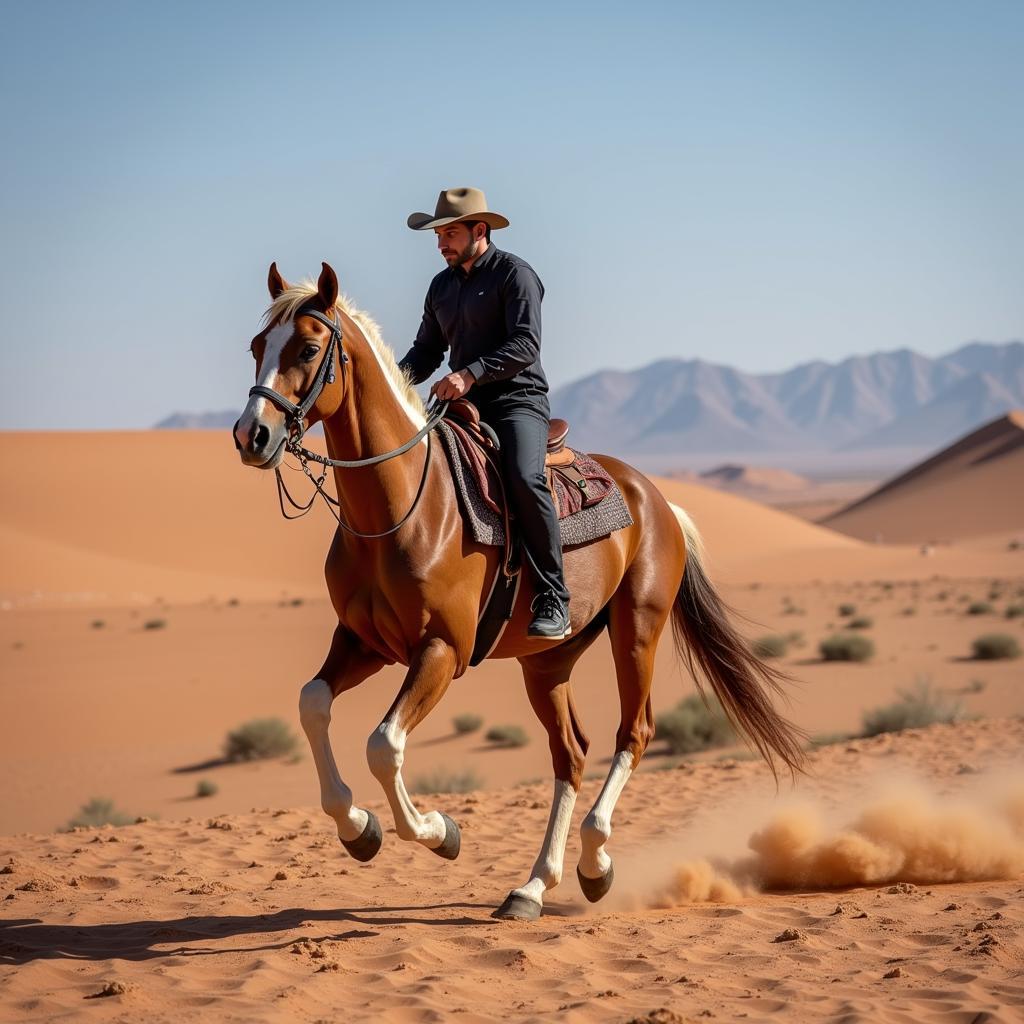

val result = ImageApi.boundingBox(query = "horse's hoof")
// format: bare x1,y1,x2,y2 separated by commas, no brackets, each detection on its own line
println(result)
340,810,382,862
429,812,461,860
577,862,614,903
491,891,542,921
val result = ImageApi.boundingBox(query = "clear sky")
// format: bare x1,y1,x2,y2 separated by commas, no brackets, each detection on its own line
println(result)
1,0,1021,428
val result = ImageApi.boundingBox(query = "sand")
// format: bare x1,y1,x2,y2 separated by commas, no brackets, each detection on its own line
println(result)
1,720,1022,1023
1,430,1023,1021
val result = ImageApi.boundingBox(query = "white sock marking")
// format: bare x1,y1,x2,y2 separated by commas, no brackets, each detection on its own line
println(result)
579,750,633,878
511,779,578,906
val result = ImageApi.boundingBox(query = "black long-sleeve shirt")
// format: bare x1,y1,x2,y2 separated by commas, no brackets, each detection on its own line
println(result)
398,242,549,403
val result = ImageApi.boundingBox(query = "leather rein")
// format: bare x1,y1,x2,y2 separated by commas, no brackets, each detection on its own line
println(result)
249,307,449,539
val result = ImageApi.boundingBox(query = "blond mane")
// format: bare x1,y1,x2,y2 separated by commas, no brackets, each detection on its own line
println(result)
263,281,426,418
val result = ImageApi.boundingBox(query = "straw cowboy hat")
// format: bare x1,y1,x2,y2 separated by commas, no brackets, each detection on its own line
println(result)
407,187,510,231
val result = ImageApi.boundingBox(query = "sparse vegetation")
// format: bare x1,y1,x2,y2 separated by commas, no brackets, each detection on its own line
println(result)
967,601,994,615
751,634,789,659
971,634,1021,661
848,616,874,630
655,694,734,755
90,619,105,629
66,798,134,829
1004,604,1024,619
819,633,875,662
901,606,916,616
484,724,529,748
143,618,167,630
223,717,298,762
861,679,962,737
195,779,218,798
410,766,484,794
837,603,857,617
452,713,484,735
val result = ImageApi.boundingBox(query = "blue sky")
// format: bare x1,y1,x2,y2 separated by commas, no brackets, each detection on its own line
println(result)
1,0,1021,428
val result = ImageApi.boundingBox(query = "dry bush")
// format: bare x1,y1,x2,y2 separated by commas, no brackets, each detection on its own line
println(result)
484,724,529,748
143,618,167,630
223,718,298,762
967,601,995,615
861,679,962,737
819,633,874,662
452,713,484,735
655,694,734,755
751,634,789,659
410,766,484,794
837,603,857,617
66,798,134,830
971,634,1021,660
195,779,218,798
848,616,874,630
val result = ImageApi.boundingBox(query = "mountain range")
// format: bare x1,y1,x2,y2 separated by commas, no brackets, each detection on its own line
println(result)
548,341,1024,455
157,340,1024,457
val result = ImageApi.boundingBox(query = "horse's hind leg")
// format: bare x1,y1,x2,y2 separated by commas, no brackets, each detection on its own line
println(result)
493,628,599,921
366,638,460,855
300,626,387,861
577,583,672,902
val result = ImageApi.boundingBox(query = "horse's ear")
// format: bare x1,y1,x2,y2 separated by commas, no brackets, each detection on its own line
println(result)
268,262,289,299
317,262,339,310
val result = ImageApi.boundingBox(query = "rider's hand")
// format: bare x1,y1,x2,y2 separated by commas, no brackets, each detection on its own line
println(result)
430,369,476,402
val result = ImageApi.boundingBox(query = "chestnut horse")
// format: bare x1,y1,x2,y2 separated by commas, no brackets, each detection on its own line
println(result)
233,262,803,920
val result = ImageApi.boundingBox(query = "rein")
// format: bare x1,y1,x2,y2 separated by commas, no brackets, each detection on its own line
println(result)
249,306,449,538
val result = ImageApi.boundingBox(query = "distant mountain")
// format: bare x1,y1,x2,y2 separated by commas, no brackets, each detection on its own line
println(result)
549,341,1024,455
159,340,1024,457
155,411,239,429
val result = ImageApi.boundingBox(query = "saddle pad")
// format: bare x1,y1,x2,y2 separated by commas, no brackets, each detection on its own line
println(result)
436,420,634,548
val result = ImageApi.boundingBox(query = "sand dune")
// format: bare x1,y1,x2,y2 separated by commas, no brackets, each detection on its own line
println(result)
824,412,1024,543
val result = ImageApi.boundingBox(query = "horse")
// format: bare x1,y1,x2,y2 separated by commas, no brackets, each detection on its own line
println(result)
232,261,804,920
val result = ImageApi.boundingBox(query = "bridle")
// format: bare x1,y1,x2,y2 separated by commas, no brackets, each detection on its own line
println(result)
248,306,449,538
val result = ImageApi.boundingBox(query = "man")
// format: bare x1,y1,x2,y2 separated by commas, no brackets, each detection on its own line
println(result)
398,187,571,640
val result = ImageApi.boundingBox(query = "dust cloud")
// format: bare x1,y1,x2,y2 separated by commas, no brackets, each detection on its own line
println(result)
646,776,1024,907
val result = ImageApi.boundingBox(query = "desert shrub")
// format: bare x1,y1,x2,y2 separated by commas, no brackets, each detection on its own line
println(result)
655,694,734,755
967,601,994,615
410,766,484,794
848,616,873,630
484,724,529,748
67,798,134,829
1004,604,1024,619
861,679,962,737
819,633,874,662
90,619,105,629
452,713,484,735
971,634,1021,661
143,618,167,631
901,606,916,616
195,779,218,798
223,717,298,762
751,634,789,659
837,603,857,617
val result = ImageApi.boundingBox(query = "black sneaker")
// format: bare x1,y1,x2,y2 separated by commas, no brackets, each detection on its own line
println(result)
528,591,571,640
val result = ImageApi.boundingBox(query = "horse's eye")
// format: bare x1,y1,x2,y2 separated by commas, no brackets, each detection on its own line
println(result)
301,345,320,362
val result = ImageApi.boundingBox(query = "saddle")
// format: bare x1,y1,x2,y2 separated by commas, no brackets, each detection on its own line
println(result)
442,398,616,533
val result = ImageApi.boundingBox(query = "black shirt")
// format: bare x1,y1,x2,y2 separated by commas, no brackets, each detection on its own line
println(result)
398,243,549,404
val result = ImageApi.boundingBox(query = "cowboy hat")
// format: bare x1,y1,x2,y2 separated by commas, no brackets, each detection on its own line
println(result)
407,187,510,231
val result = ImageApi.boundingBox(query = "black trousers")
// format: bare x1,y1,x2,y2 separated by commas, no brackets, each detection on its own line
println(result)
474,391,570,605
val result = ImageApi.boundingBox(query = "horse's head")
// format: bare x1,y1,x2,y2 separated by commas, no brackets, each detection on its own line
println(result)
233,262,345,469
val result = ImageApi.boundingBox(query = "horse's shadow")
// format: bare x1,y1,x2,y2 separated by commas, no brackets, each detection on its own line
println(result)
0,901,501,966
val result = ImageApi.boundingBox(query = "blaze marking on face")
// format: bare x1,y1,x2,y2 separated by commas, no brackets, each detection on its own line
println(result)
241,319,293,427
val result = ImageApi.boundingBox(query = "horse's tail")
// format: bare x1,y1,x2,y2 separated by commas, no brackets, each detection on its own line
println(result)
666,502,807,780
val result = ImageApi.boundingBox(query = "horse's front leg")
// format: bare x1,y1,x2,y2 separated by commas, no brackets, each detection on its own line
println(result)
299,626,387,861
366,637,461,858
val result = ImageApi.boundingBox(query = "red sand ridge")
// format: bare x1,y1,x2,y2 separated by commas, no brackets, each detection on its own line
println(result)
823,411,1024,544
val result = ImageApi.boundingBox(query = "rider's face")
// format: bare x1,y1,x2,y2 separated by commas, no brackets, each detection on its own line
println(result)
435,223,484,267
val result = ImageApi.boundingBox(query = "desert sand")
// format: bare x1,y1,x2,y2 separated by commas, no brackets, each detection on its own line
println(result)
1,430,1023,1021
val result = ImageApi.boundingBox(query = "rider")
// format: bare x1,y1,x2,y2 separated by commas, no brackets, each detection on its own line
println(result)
398,187,571,640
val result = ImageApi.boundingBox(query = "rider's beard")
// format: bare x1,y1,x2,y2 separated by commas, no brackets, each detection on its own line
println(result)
449,235,480,267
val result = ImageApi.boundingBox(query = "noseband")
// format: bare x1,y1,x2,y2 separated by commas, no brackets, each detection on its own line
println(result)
248,306,448,537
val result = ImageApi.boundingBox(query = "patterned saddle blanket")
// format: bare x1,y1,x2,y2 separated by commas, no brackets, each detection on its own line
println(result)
435,418,634,548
